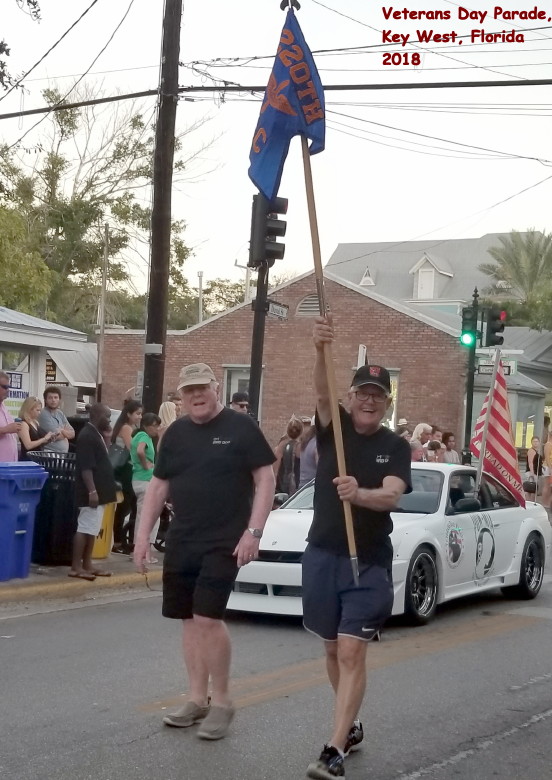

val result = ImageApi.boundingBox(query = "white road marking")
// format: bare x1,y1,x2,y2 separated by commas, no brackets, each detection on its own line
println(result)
397,709,552,779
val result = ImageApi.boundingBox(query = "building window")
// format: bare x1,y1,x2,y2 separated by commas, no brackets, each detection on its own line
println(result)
223,364,264,420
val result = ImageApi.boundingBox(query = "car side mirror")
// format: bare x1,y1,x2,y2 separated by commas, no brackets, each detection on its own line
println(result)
454,497,481,513
273,493,289,508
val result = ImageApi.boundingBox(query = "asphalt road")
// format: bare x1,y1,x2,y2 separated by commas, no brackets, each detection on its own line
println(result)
2,578,552,780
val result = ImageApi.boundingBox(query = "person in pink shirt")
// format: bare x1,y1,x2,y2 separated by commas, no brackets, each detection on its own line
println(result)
0,371,22,462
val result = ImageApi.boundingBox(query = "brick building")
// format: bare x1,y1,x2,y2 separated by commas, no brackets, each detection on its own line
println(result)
103,271,466,446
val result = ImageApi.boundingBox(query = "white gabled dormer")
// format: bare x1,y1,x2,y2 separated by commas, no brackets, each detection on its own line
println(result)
409,252,453,300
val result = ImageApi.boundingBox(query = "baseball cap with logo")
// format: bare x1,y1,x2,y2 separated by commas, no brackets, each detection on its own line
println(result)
177,363,216,390
351,365,391,395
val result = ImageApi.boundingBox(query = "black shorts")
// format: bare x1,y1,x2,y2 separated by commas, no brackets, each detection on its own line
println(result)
302,544,394,641
162,544,239,621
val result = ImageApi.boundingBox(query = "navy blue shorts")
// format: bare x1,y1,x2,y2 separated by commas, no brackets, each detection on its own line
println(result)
162,545,239,621
302,544,394,641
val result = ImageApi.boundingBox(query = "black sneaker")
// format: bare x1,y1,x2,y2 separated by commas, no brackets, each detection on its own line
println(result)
306,745,345,779
344,720,364,756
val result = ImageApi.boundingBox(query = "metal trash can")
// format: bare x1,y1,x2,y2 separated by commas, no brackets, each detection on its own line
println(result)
0,462,48,581
26,452,77,566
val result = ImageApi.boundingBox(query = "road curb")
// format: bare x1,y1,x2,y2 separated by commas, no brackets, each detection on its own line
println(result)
0,569,163,602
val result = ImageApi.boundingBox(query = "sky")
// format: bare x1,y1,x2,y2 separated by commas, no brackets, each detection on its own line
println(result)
2,0,552,296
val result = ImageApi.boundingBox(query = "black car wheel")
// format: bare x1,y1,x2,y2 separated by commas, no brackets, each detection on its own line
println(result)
405,546,438,625
501,532,545,600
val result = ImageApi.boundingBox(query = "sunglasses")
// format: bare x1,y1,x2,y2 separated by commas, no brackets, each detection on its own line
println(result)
238,403,249,409
0,383,10,390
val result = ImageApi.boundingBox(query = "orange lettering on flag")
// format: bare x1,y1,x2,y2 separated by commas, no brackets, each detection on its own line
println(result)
290,62,310,84
252,128,267,153
297,81,318,102
303,100,324,124
279,27,294,46
279,44,303,67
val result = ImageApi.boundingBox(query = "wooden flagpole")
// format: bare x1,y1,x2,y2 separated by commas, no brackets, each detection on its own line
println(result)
301,137,360,586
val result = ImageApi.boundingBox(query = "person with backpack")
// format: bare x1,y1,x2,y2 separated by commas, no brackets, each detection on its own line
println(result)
273,417,303,496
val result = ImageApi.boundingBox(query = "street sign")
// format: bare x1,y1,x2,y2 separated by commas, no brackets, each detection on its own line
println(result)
476,359,517,376
267,300,289,320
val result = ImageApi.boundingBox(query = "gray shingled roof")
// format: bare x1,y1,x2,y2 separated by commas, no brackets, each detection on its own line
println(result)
0,306,85,336
325,233,525,302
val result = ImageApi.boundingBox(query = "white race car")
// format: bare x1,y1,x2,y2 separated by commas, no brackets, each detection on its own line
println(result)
230,463,551,624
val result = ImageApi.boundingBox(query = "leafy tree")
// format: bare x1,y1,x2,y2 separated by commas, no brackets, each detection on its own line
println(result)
480,230,552,302
0,205,51,311
1,1,40,89
0,85,205,330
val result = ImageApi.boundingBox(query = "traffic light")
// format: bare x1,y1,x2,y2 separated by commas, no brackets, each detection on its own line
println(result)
485,306,506,347
248,193,288,269
460,306,477,347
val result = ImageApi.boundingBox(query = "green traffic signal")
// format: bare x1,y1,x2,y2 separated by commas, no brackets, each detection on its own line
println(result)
460,305,477,348
460,331,476,347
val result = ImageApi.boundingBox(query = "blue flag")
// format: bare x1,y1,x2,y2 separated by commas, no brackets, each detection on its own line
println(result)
248,9,325,203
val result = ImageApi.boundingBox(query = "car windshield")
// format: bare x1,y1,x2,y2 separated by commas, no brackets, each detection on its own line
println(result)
280,469,443,515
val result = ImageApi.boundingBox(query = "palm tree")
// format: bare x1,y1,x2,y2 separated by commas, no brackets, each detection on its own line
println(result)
480,229,552,302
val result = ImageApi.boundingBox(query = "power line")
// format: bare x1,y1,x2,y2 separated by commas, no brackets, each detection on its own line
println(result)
327,108,552,164
0,0,102,104
327,172,552,269
2,77,552,124
6,0,137,151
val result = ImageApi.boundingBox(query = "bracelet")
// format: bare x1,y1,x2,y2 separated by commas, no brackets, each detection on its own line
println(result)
89,490,98,495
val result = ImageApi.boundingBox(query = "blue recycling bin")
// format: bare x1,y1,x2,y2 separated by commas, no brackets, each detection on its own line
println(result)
0,462,48,581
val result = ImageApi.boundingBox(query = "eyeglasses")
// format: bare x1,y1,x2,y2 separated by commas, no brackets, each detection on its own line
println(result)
0,383,10,391
238,403,249,409
353,389,388,403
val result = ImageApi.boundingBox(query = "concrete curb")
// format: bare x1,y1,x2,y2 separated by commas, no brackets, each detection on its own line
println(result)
0,569,163,602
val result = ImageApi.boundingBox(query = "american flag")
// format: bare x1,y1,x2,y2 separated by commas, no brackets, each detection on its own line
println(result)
470,358,525,508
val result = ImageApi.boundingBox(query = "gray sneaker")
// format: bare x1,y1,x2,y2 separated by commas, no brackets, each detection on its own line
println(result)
163,700,210,728
196,704,235,740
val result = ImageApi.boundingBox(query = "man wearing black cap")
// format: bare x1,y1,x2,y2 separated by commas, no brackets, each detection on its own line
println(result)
305,316,411,780
230,391,249,413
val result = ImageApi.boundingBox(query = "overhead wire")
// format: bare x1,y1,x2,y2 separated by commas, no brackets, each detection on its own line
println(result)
326,173,552,268
6,0,137,152
0,0,101,104
298,0,527,80
327,108,552,164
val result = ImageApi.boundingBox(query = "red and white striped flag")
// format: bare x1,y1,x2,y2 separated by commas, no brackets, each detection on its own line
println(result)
470,358,525,507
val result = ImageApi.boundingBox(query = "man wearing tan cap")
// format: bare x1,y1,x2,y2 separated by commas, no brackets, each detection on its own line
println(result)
134,363,275,740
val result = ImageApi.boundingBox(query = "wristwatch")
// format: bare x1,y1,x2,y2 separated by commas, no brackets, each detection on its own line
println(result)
247,527,263,539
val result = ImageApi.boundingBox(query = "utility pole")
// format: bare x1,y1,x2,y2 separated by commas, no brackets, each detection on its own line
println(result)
198,270,204,323
462,287,479,464
142,0,182,413
96,223,109,403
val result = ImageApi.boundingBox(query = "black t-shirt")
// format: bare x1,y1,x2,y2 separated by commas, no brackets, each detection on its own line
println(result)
75,424,118,507
154,408,276,560
308,407,412,567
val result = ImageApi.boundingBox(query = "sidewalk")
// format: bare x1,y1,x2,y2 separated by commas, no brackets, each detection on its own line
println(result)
0,551,163,603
